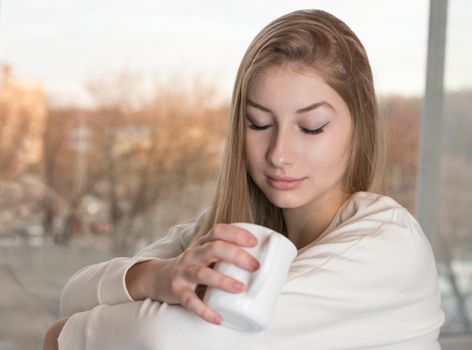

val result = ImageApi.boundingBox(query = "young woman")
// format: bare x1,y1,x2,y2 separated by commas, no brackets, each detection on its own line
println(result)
44,9,445,350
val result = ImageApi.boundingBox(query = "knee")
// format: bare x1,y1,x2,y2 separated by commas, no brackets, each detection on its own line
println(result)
128,299,164,349
43,318,69,350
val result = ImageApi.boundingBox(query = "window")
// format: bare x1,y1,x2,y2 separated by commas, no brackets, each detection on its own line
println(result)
0,1,470,348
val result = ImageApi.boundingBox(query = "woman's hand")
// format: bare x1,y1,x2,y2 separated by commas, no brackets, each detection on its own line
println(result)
150,223,260,325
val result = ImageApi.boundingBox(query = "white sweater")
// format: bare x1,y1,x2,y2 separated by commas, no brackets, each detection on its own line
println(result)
58,191,445,349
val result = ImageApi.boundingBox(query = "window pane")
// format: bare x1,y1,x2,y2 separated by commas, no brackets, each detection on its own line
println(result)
436,0,472,336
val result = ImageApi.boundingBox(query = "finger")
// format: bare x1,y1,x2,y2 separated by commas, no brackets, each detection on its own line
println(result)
204,224,258,248
181,290,223,325
185,265,247,294
198,240,260,272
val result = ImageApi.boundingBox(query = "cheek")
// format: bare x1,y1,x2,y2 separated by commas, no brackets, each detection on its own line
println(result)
304,136,350,170
245,135,263,171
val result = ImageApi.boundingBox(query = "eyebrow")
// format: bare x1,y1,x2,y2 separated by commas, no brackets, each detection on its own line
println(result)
246,98,334,114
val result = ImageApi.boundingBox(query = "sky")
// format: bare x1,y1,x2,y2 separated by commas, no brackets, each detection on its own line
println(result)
0,0,470,106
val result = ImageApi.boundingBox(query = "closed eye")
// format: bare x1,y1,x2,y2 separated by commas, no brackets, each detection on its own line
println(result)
300,122,329,135
247,123,270,131
246,118,329,135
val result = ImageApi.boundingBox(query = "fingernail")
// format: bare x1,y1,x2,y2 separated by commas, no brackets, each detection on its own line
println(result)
247,237,257,245
232,281,244,290
213,315,222,324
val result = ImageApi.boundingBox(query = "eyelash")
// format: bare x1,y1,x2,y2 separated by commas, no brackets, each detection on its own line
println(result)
247,120,329,135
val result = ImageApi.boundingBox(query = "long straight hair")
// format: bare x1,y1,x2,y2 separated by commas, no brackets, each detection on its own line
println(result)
190,9,387,243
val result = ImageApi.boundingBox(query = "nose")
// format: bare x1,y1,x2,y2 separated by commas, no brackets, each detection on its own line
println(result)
266,127,295,168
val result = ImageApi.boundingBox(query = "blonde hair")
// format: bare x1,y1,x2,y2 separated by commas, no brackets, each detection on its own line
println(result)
190,9,387,243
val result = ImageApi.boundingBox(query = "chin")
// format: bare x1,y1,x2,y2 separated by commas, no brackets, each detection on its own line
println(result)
261,188,307,209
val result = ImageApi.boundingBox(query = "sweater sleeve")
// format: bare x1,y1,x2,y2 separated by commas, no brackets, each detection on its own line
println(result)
264,207,446,349
59,209,208,317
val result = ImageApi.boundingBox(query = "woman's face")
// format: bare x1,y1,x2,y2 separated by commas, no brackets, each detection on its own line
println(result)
245,64,352,210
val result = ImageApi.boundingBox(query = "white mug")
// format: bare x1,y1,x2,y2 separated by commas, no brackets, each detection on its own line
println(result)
203,222,297,332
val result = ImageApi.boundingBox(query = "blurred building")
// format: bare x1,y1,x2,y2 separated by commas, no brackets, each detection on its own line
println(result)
0,64,47,179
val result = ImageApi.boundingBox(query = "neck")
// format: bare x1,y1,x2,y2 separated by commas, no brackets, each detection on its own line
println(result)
283,189,352,250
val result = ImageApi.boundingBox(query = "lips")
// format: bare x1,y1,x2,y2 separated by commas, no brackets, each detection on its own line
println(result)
267,174,303,182
266,174,306,190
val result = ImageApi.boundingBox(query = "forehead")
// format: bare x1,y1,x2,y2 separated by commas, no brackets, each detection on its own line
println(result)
246,65,342,112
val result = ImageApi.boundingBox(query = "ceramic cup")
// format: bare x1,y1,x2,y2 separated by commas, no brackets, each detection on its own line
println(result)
203,222,297,332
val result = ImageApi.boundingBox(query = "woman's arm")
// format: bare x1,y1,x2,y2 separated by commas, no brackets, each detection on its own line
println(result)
59,220,199,316
53,298,263,350
54,301,164,350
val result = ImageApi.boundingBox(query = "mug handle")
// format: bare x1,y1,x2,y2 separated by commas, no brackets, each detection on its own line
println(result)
246,233,280,298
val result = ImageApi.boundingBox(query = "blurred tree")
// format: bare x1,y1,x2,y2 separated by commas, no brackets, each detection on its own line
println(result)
42,70,227,252
0,65,48,242
382,95,421,211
